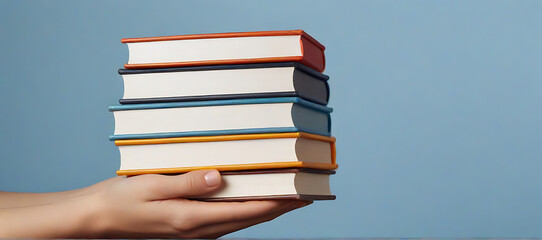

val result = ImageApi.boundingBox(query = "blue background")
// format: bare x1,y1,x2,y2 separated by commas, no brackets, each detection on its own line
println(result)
1,0,541,238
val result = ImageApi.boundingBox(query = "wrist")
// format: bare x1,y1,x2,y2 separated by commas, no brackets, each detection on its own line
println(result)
68,192,109,238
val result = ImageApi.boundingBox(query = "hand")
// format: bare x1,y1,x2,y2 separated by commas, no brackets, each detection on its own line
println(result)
90,170,309,238
0,170,310,238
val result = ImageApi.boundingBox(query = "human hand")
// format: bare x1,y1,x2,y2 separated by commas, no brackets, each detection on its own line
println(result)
86,170,309,238
0,170,310,238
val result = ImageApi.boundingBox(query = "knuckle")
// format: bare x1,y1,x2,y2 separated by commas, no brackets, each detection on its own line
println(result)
170,217,197,233
184,177,199,194
169,209,200,233
144,180,164,196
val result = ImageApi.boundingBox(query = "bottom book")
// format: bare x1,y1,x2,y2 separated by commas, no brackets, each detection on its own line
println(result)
189,168,336,201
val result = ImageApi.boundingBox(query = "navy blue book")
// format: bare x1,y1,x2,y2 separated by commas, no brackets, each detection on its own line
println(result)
109,97,332,140
118,62,330,105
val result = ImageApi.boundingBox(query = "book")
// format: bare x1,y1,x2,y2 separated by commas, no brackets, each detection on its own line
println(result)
109,97,332,140
190,168,336,201
122,30,326,72
118,62,330,105
114,132,337,176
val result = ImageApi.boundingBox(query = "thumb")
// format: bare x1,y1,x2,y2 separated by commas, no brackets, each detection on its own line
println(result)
142,170,222,200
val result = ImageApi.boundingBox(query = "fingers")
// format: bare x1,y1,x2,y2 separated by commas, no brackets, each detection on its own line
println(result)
187,199,310,226
137,170,222,200
189,201,312,239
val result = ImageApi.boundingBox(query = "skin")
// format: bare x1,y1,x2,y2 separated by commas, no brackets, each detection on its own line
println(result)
0,170,310,238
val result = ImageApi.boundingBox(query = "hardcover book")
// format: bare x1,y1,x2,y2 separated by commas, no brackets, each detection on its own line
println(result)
109,97,333,140
190,168,336,201
114,132,337,176
122,30,326,72
118,62,330,105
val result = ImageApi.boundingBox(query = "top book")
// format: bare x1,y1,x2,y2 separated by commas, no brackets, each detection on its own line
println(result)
122,30,326,72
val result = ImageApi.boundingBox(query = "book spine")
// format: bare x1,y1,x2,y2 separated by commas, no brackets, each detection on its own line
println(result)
300,36,326,72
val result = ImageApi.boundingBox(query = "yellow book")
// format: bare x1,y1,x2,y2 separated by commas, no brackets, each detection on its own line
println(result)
115,132,337,176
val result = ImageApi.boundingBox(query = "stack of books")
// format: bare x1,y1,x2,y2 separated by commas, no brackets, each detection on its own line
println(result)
109,30,337,201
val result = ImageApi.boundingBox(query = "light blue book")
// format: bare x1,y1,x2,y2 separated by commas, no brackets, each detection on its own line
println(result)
109,97,332,140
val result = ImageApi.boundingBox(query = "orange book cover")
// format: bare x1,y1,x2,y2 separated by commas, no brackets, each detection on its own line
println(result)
115,132,337,176
122,30,326,72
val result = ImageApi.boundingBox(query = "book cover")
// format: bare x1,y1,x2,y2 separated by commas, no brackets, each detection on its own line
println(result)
109,97,333,140
122,30,326,72
118,62,330,105
190,168,336,201
115,132,337,176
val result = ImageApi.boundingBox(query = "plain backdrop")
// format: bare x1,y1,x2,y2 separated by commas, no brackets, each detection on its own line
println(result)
1,0,541,238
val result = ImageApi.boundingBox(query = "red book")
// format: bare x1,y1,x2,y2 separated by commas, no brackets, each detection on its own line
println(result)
122,30,326,72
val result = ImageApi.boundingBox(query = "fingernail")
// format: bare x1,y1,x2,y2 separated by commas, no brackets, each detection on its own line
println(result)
204,170,221,187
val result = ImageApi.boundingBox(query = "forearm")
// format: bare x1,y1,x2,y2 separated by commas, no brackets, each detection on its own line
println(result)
0,194,101,238
0,189,86,208
0,177,122,208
